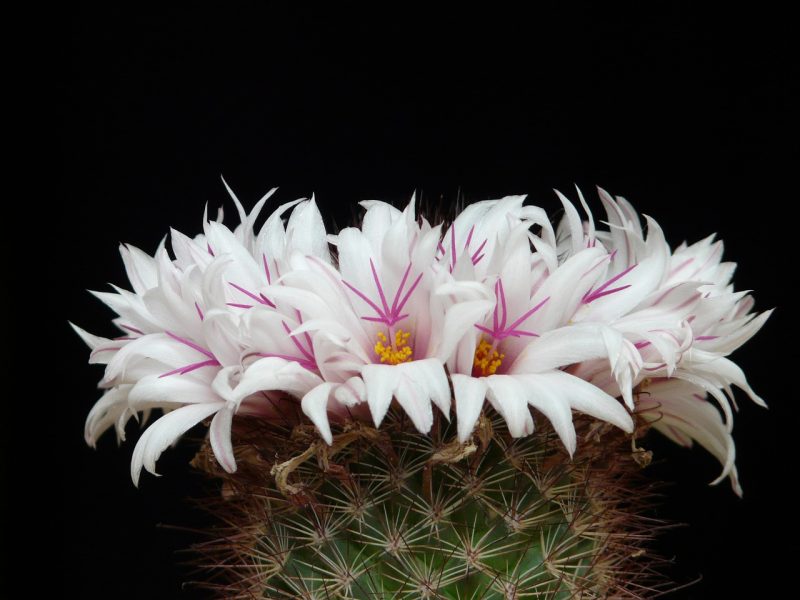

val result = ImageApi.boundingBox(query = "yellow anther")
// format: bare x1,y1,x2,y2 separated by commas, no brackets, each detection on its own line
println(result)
374,329,413,365
473,339,504,376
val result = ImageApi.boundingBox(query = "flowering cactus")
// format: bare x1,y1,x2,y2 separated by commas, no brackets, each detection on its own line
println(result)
73,183,770,597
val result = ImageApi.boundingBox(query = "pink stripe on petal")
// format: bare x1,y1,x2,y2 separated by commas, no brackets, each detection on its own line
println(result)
369,259,391,315
254,352,316,371
390,262,413,315
581,253,613,280
669,257,694,277
282,321,315,362
504,329,539,338
470,239,487,264
497,279,508,330
229,282,261,303
504,296,549,333
165,331,216,359
363,316,390,323
450,223,457,272
583,263,637,303
343,280,388,320
492,280,500,332
465,224,475,249
296,309,314,350
262,253,272,284
119,324,144,335
394,272,423,318
90,347,122,357
259,293,276,308
159,358,221,378
584,284,632,303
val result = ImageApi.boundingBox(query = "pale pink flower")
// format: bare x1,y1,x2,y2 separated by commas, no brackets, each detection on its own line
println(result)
73,182,770,493
74,182,332,483
434,194,636,448
289,198,452,442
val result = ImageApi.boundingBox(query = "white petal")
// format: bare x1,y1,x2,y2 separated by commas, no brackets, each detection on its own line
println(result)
85,385,133,446
286,197,331,262
394,372,434,434
103,333,213,385
401,359,451,419
128,375,220,407
131,402,222,486
301,383,335,444
485,375,534,437
536,371,633,433
555,189,585,255
221,175,248,226
711,357,767,408
70,322,110,351
209,403,236,473
234,357,323,402
434,299,493,366
702,309,772,355
202,311,241,366
532,247,606,330
511,324,621,373
513,374,577,456
451,374,488,442
672,369,736,431
333,377,366,407
360,200,401,252
640,381,741,495
361,364,401,427
119,243,158,295
336,228,375,298
170,227,213,269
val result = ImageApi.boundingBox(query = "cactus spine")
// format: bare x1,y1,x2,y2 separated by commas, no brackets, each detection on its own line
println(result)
192,409,665,599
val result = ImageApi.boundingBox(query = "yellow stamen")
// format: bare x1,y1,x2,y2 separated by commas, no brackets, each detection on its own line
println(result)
473,338,504,376
374,329,413,365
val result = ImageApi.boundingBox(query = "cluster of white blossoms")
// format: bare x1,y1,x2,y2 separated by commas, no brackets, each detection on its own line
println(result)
73,183,771,495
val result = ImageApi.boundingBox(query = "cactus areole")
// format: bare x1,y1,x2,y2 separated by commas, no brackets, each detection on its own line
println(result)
73,183,770,597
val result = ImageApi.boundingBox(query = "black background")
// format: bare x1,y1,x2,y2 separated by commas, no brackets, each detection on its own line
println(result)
9,3,794,598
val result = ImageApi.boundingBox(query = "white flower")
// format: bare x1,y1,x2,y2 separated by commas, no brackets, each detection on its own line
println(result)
434,198,636,448
558,187,771,490
73,182,770,493
290,198,451,442
636,379,744,496
74,182,332,484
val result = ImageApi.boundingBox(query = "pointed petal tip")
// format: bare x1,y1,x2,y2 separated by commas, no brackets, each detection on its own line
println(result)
131,464,143,488
621,414,635,434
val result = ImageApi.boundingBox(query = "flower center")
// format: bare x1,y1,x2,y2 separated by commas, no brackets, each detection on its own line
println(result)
472,338,504,376
374,329,413,365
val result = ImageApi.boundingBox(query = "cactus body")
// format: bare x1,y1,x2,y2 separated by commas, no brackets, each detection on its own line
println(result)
194,410,663,599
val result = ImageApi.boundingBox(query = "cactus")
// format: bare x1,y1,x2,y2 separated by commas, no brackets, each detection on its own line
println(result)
73,185,769,597
192,408,666,599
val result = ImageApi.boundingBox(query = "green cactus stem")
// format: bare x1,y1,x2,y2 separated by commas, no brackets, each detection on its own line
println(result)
190,409,668,599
